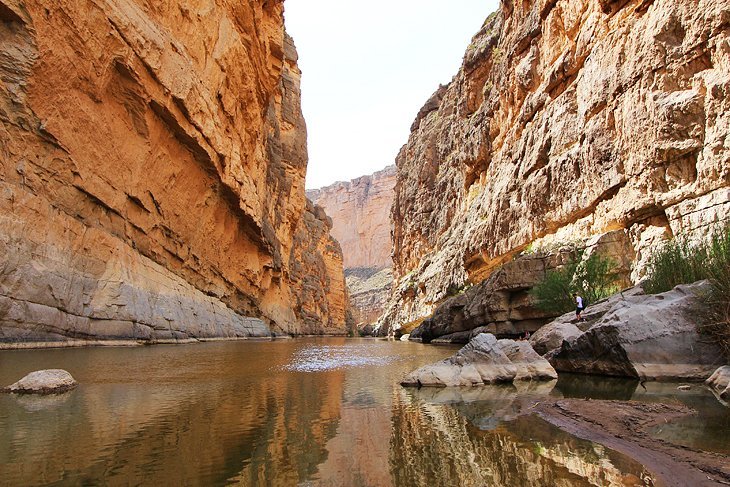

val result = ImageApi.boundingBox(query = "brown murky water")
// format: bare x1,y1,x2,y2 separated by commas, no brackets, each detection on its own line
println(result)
0,338,723,486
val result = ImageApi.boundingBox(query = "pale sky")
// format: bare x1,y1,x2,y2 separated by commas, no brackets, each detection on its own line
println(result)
284,1,500,189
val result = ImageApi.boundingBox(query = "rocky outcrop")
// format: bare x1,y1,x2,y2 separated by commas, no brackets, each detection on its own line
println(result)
381,0,730,333
3,369,77,394
530,284,646,356
401,333,557,387
308,166,396,326
405,251,574,341
0,0,348,345
550,282,725,380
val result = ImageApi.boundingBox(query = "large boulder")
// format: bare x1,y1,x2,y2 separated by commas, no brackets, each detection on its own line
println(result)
529,322,583,357
498,339,558,381
401,333,556,387
706,366,730,401
3,369,77,394
550,282,724,381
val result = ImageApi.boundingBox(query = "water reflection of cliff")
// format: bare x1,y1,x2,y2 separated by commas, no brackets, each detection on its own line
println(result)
0,342,347,485
390,386,653,487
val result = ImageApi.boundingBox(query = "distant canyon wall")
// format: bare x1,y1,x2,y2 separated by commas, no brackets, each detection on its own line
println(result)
0,0,348,345
380,0,730,332
308,166,396,325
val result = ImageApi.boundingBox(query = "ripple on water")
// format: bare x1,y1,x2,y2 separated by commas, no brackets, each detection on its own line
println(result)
283,344,402,372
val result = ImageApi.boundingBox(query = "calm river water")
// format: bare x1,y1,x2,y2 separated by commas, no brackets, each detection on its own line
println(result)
0,338,727,486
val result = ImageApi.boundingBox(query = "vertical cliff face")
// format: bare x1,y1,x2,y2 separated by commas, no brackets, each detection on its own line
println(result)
308,166,396,325
382,0,730,331
307,165,396,270
0,0,347,344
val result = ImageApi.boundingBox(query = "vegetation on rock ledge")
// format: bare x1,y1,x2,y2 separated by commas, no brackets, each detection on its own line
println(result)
530,251,621,315
644,225,730,358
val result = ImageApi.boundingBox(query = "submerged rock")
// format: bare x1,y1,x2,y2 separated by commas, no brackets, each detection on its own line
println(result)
3,369,77,394
706,366,730,401
550,282,724,381
401,333,556,387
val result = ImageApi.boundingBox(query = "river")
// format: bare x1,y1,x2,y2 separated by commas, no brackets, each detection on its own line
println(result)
0,338,727,486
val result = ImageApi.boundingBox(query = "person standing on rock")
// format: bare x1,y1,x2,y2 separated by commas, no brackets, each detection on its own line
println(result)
574,293,585,321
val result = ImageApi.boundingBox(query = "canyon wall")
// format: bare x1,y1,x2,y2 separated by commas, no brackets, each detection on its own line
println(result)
0,0,348,345
308,165,396,325
380,0,730,333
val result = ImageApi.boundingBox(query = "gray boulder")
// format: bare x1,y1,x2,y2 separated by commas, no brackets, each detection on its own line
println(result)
530,285,647,358
401,333,556,387
706,366,730,402
550,282,724,381
3,369,78,394
529,321,583,357
498,339,558,381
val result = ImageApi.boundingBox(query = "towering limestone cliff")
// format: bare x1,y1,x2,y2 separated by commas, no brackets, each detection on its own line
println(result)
381,0,730,333
308,165,396,325
0,0,348,345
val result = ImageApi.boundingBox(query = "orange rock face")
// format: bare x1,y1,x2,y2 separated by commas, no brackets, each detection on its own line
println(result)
0,0,347,344
308,165,396,270
308,166,396,325
381,0,730,331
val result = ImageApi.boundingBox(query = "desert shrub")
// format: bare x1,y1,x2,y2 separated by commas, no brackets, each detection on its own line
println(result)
644,225,730,358
642,238,708,294
530,252,621,315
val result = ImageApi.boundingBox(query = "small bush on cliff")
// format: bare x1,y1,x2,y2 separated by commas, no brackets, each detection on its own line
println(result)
644,224,730,358
530,252,621,315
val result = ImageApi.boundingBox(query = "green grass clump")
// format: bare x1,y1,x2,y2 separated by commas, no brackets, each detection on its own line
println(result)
530,252,621,315
644,224,730,358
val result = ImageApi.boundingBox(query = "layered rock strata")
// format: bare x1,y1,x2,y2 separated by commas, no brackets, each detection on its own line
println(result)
308,166,396,326
381,0,730,333
0,0,348,345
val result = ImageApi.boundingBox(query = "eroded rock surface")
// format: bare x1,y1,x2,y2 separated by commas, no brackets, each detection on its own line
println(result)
308,166,396,326
550,282,724,380
3,369,77,394
0,0,348,344
406,252,574,341
381,0,730,334
401,333,556,387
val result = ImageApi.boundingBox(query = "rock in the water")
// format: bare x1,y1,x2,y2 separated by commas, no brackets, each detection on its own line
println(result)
401,333,556,387
399,334,410,342
498,340,558,381
706,366,730,401
3,369,77,394
550,282,724,381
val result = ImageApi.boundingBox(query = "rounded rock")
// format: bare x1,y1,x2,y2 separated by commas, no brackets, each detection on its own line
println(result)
3,369,78,395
